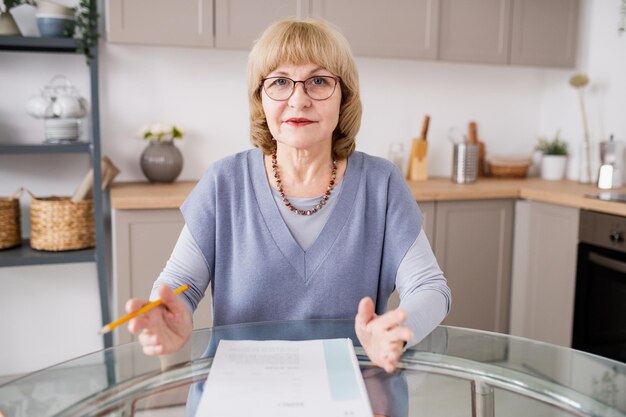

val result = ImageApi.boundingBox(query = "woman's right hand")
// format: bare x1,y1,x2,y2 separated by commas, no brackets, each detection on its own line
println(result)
126,284,193,356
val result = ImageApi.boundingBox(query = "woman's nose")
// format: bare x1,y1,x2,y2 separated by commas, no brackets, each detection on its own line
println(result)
288,82,311,108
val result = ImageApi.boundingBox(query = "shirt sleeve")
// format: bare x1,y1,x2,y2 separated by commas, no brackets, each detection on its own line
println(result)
150,224,212,314
396,228,451,347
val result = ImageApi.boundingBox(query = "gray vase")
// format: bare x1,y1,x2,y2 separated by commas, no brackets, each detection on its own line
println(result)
140,140,183,183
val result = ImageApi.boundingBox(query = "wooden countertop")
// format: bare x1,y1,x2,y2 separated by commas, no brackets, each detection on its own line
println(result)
111,177,626,217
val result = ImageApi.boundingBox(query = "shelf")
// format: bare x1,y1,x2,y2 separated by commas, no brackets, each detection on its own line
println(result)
0,239,96,267
0,36,79,53
0,142,91,155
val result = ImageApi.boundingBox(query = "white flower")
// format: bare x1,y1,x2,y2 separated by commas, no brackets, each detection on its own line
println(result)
138,122,185,142
150,123,168,136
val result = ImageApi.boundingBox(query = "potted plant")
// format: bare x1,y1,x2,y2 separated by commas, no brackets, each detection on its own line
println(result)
0,0,22,35
537,130,568,181
138,123,185,183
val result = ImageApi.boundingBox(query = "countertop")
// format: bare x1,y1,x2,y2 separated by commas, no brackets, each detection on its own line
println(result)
110,177,626,217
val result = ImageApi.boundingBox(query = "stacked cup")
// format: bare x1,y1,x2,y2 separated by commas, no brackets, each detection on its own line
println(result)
25,75,90,143
36,0,75,38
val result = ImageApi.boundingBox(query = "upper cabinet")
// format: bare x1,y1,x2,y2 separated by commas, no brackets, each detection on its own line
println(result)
510,0,578,68
106,0,214,47
438,0,511,64
310,0,439,60
215,0,299,49
105,0,579,68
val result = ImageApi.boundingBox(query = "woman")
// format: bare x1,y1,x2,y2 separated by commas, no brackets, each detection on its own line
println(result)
126,18,450,375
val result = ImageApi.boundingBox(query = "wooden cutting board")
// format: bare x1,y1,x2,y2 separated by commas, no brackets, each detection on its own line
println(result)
468,121,486,177
408,115,430,181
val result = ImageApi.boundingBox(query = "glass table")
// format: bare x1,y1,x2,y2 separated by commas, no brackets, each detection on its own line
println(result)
0,320,624,417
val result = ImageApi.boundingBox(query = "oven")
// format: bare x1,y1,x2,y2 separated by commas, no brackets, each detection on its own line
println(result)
573,210,626,363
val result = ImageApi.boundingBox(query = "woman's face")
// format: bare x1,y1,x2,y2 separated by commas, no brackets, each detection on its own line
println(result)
261,63,342,152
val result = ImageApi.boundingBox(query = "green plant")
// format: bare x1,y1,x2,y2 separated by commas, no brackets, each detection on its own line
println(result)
75,0,99,65
1,0,27,13
537,130,568,156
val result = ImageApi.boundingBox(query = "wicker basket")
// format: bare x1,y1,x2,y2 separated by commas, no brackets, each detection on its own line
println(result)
30,196,95,251
0,194,21,250
488,163,529,178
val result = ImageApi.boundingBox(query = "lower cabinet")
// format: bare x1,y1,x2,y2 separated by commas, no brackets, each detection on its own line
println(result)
112,209,213,348
510,200,579,347
435,199,514,333
389,199,514,335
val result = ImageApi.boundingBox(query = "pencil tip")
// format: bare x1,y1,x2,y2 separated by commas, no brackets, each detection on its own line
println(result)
100,326,110,334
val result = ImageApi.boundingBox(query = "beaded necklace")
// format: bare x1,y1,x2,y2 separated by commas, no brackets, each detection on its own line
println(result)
271,150,337,216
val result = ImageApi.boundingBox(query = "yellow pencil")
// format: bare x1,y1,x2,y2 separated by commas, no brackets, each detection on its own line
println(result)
100,284,189,334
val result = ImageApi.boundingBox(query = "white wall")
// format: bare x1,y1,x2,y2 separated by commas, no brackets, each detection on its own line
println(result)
1,0,625,375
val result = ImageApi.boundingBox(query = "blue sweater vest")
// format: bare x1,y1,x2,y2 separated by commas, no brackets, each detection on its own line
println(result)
181,148,423,326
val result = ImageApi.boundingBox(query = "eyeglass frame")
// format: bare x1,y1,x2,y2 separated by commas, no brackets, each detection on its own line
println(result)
259,75,341,101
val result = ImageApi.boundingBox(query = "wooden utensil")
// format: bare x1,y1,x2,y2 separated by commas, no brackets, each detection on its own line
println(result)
408,115,430,181
71,155,120,202
468,121,486,177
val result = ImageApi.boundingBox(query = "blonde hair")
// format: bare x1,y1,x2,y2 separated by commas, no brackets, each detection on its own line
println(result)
247,18,362,160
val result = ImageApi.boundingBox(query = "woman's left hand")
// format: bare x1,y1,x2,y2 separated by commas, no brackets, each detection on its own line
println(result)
355,297,413,373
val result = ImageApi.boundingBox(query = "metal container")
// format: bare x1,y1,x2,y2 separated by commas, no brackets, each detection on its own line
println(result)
452,143,478,184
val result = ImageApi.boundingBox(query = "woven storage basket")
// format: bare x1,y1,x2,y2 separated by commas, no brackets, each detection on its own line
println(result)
0,195,21,250
30,196,95,251
488,163,529,178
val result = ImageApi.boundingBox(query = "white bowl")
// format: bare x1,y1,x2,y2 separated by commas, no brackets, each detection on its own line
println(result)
37,0,75,18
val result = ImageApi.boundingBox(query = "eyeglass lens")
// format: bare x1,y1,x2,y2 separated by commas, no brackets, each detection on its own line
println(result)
263,76,337,101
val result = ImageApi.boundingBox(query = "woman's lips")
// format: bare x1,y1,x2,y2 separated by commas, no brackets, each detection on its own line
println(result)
285,118,314,127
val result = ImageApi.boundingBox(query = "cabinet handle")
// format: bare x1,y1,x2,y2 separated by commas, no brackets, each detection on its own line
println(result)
589,252,626,274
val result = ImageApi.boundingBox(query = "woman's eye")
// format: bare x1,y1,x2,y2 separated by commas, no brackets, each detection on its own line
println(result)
273,78,289,86
310,77,327,86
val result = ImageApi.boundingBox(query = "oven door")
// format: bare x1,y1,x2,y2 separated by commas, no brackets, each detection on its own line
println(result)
572,242,626,362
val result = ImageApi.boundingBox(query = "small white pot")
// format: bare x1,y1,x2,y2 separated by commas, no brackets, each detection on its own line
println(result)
540,155,568,181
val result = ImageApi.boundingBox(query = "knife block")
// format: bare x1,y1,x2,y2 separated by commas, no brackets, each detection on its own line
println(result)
409,156,428,181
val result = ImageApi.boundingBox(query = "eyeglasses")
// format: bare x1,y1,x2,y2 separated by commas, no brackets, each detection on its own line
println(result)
260,76,340,101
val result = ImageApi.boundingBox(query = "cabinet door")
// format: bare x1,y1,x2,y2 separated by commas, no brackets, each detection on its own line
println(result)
438,0,511,64
435,199,514,332
112,209,213,347
510,201,579,346
310,0,439,59
215,0,299,49
510,0,578,68
106,0,214,47
387,201,436,311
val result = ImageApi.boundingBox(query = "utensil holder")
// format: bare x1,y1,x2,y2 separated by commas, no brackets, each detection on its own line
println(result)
452,143,478,184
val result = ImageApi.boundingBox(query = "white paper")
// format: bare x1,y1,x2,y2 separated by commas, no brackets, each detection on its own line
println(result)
195,339,373,417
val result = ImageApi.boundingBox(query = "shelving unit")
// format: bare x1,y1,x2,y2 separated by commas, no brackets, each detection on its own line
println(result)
0,33,112,349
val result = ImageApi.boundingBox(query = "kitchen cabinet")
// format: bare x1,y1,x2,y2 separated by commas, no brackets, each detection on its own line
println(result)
435,199,514,333
510,200,579,347
112,208,212,347
215,0,300,49
389,199,513,335
438,0,578,67
438,0,511,64
310,0,439,60
106,0,214,47
510,0,578,68
105,0,578,68
0,33,111,347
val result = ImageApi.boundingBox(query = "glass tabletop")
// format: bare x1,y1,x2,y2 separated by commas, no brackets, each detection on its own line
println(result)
0,320,624,417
